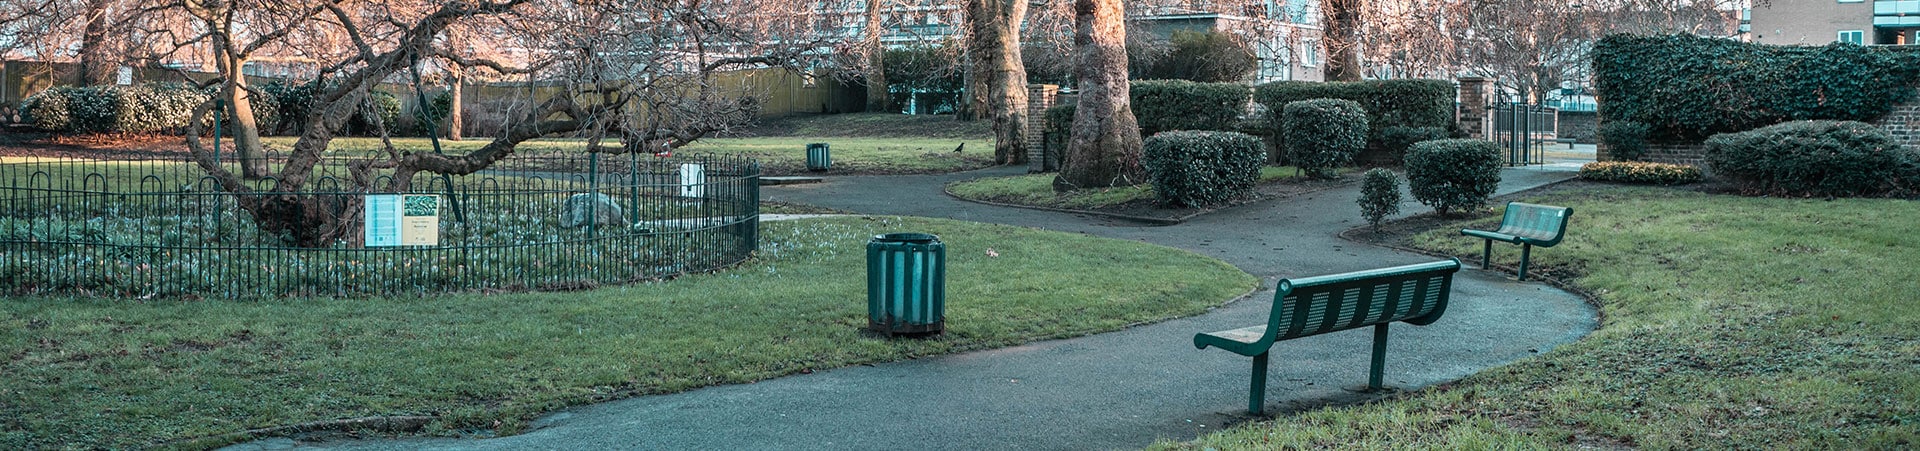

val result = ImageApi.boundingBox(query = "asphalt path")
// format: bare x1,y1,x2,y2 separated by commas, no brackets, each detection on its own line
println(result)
230,166,1597,450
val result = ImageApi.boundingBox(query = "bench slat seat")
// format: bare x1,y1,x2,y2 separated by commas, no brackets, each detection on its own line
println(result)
1194,259,1461,414
1460,202,1571,281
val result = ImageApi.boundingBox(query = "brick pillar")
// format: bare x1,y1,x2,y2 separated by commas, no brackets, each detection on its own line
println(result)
1026,84,1059,173
1457,77,1491,140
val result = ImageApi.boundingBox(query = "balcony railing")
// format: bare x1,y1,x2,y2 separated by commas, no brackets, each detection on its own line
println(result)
1878,1,1920,16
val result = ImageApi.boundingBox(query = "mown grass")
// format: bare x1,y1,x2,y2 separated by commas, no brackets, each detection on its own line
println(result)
0,216,1256,449
261,134,995,175
946,166,1307,210
1167,185,1920,449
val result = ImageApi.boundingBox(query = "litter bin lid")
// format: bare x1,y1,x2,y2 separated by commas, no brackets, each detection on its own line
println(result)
873,232,939,244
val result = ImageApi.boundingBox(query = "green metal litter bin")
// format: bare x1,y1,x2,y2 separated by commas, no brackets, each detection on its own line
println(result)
867,233,945,336
806,143,831,171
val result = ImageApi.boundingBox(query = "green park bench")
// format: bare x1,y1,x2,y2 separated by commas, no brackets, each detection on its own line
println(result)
1194,259,1462,415
1460,202,1572,281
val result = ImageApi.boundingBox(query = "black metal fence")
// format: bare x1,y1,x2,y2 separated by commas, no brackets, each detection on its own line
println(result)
1490,103,1558,166
1,153,760,299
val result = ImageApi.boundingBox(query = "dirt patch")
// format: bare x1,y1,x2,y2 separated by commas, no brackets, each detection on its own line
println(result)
0,129,193,159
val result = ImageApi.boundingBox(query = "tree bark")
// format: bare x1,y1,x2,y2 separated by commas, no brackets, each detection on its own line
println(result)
1054,0,1142,190
957,44,989,121
969,0,1030,165
447,66,464,140
215,49,270,178
864,0,891,112
75,0,115,86
1323,0,1365,81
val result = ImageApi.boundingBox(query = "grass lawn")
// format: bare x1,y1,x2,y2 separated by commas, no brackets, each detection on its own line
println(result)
1168,185,1920,449
946,166,1310,210
0,216,1255,449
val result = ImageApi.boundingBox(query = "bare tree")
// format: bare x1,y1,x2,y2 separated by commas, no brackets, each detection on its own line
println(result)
1322,0,1364,81
966,0,1028,164
864,0,890,112
165,0,826,247
1054,0,1142,190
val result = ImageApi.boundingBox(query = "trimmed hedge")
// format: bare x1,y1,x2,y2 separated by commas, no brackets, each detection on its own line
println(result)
1141,130,1266,207
1254,79,1454,131
19,83,210,134
1130,79,1250,136
1705,120,1914,197
1281,98,1368,179
1043,103,1076,167
1357,168,1402,231
1596,120,1650,161
1374,126,1448,163
1593,34,1920,142
1405,139,1502,216
1578,161,1703,185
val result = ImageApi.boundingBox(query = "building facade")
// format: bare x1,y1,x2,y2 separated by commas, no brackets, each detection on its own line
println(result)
1748,0,1920,45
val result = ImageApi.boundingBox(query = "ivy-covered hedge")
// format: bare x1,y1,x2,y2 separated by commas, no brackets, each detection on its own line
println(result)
1593,34,1920,142
1596,120,1650,161
1141,130,1266,207
20,83,210,134
1578,161,1702,185
1253,79,1455,131
1705,120,1914,197
1281,98,1368,179
1130,79,1250,136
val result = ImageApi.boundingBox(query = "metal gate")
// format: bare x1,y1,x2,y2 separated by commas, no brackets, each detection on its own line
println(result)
1488,103,1558,166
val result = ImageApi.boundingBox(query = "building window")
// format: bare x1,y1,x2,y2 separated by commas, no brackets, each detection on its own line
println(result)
1838,0,1863,3
1839,30,1865,45
1302,40,1319,67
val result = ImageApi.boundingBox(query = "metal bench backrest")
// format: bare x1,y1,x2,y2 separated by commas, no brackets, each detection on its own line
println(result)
1494,202,1572,246
1262,259,1461,344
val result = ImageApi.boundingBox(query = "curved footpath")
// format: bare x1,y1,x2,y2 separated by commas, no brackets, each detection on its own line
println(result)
235,167,1597,451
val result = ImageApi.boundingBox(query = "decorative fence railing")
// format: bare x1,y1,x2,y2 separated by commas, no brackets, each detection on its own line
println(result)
1489,103,1558,166
1,153,760,299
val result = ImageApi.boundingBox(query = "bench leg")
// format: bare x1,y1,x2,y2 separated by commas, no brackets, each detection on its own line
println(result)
1480,239,1493,270
1249,352,1269,415
1369,323,1388,390
1518,243,1533,281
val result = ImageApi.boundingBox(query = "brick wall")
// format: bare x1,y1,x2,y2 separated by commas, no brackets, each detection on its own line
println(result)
1873,103,1920,149
1596,90,1920,166
1599,141,1709,166
1558,111,1597,143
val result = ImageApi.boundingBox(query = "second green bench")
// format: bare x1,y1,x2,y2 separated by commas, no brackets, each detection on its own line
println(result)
1461,201,1572,281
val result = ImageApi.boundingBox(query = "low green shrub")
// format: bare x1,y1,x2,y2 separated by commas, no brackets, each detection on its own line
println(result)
18,84,210,134
346,91,403,137
1281,98,1368,179
1043,103,1076,168
1597,121,1650,161
1405,139,1502,216
1579,161,1703,185
1705,120,1913,197
1141,130,1266,207
1130,79,1250,136
21,87,73,131
1373,126,1447,163
1357,168,1402,231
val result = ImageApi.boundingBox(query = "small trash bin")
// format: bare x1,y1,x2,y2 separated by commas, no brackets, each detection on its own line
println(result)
806,143,831,171
867,233,945,336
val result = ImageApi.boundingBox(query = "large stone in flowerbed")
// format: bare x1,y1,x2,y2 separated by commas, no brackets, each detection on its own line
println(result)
561,193,625,228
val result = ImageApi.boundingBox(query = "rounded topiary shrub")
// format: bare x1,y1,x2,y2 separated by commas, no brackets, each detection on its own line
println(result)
1281,98,1367,179
1142,130,1267,207
1597,121,1650,161
1357,168,1402,231
1405,139,1502,216
1373,125,1447,163
1705,120,1913,197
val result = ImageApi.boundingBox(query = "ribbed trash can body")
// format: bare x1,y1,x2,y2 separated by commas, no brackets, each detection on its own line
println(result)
867,233,945,335
806,143,831,171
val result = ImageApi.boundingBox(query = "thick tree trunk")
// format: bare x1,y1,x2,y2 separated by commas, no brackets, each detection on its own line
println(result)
1054,0,1143,190
447,68,464,141
957,50,989,121
864,0,891,112
222,54,271,179
75,0,115,86
968,0,1029,165
1323,0,1365,81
